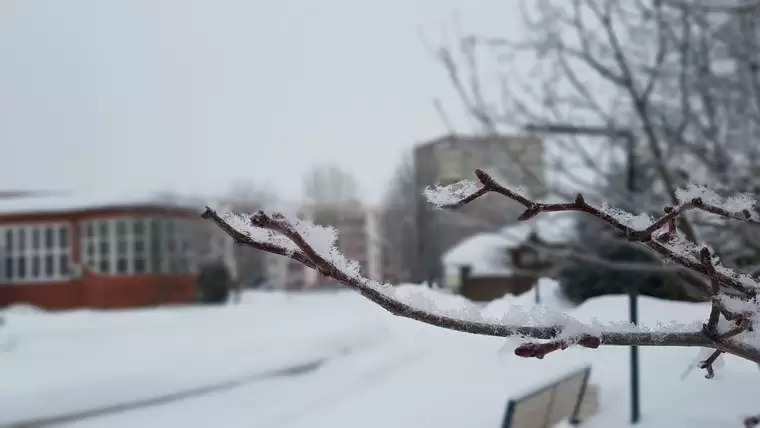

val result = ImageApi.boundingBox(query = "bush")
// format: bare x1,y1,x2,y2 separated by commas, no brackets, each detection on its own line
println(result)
196,262,231,304
557,244,693,304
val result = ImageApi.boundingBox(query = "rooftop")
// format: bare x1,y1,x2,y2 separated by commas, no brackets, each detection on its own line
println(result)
0,192,203,217
442,212,577,276
442,232,514,277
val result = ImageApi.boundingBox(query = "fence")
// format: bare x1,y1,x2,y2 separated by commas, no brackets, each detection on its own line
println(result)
501,365,598,428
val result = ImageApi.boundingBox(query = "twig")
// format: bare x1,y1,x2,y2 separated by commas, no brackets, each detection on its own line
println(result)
202,208,722,349
717,318,752,341
700,247,722,339
745,415,760,428
697,350,722,379
437,169,758,297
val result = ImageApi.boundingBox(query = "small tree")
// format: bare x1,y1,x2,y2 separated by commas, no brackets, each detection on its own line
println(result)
204,168,760,424
196,262,231,304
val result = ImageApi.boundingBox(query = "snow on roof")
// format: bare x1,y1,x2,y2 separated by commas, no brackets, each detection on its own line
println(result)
442,233,513,276
0,192,202,217
442,213,577,276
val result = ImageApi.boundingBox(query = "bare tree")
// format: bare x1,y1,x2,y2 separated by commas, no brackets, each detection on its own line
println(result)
433,0,760,298
379,152,419,283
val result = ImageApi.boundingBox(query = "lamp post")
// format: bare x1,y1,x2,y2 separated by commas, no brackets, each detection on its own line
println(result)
524,123,640,425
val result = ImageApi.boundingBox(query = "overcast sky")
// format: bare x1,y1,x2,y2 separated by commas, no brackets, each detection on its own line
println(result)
0,0,523,205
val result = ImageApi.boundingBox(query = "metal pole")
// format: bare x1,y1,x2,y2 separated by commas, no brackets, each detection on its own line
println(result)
626,132,641,425
524,123,642,425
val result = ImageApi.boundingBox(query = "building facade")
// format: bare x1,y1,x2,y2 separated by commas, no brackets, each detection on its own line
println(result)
0,194,202,310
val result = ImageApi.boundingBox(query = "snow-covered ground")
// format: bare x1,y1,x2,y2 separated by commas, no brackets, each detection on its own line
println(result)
1,282,760,428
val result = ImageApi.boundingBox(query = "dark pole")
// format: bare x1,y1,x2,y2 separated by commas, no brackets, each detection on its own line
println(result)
525,123,641,425
625,132,641,425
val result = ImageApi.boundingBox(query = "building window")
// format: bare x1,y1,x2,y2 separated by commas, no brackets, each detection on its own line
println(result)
0,223,72,283
133,219,147,274
80,217,194,276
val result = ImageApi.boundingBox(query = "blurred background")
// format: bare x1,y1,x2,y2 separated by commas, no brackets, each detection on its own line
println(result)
2,0,760,427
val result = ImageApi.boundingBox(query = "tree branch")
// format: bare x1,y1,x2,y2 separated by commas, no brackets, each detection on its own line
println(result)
203,169,760,368
430,169,758,297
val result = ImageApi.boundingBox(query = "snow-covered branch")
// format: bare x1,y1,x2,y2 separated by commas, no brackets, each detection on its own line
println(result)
204,168,760,372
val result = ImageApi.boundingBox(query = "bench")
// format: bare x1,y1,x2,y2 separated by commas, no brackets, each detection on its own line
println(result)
501,366,599,428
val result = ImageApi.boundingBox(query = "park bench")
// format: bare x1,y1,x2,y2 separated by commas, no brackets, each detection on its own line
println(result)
501,365,599,428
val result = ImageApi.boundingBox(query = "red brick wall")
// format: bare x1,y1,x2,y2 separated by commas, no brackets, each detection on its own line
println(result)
0,274,196,310
0,206,200,310
82,272,196,308
0,281,88,309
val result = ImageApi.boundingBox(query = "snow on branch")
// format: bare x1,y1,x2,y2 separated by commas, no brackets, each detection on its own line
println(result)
203,168,760,372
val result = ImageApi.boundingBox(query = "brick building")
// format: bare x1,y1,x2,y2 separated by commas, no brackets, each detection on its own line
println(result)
0,193,202,310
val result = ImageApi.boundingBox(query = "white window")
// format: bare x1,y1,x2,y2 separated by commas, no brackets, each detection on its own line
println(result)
0,223,71,283
133,219,148,274
80,217,194,276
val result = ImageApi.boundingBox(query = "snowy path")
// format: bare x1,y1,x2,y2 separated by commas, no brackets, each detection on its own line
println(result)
8,343,360,427
0,293,390,427
6,287,760,428
58,330,431,428
43,309,586,428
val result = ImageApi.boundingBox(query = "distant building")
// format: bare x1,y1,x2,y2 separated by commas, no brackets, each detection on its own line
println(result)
413,133,548,284
442,213,575,301
0,193,202,310
277,202,383,289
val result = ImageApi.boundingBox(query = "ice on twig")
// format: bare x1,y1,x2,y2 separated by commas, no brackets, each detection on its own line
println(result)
676,185,759,220
424,180,480,207
221,212,298,253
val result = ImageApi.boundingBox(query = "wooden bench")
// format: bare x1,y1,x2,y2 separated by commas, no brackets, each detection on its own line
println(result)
501,366,599,428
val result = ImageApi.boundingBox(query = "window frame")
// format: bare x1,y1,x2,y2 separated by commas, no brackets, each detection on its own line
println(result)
0,223,73,284
79,216,194,277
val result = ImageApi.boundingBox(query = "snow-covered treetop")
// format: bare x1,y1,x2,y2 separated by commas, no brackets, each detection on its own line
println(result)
204,167,760,379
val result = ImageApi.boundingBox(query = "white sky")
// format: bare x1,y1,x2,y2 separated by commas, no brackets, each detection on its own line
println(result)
0,0,523,204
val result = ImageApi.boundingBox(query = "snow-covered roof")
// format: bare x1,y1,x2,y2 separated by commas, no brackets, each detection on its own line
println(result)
0,192,202,217
442,233,513,276
442,213,577,277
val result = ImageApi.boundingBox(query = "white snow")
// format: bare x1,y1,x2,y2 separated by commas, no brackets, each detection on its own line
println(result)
676,185,759,221
442,233,514,277
222,210,367,282
423,180,480,207
442,213,576,278
0,192,200,216
2,282,760,428
222,212,299,254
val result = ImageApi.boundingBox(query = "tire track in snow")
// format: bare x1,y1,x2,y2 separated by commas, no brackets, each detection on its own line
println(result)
5,327,388,428
254,343,430,428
